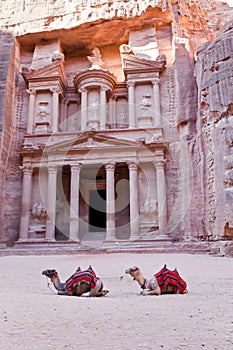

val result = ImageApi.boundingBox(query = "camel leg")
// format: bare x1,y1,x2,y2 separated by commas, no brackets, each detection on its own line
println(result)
141,288,161,296
89,280,109,297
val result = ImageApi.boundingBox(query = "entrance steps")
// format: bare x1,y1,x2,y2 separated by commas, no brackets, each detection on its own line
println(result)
0,239,220,256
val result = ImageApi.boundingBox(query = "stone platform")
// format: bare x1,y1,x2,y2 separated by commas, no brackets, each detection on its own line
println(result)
1,240,233,257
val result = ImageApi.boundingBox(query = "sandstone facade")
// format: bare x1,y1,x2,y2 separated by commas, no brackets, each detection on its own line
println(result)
0,0,232,248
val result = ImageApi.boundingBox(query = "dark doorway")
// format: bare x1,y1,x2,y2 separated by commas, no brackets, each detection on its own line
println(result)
89,189,106,232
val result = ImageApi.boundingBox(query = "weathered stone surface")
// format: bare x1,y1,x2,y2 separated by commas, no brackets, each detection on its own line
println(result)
0,1,233,249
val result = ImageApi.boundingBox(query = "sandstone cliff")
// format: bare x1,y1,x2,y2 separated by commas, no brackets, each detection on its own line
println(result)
0,0,233,247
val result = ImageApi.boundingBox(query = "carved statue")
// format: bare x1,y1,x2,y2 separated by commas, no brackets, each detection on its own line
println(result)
89,98,99,118
142,198,158,217
31,202,47,220
37,102,49,120
87,47,104,69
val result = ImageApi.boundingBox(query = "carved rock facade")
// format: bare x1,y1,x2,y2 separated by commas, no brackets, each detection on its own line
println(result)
0,0,232,251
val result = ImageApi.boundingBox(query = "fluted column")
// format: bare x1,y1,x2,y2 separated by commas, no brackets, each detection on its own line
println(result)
18,164,33,241
100,87,107,128
45,165,57,240
127,81,136,128
152,78,162,126
154,156,168,237
128,162,140,239
26,88,36,134
70,163,81,242
104,162,116,242
79,88,88,131
50,87,61,133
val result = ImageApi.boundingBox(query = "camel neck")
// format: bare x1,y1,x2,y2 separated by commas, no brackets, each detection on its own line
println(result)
134,273,147,287
51,275,65,291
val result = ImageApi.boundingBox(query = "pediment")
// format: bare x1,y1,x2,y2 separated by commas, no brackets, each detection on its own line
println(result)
122,53,166,75
44,132,141,153
22,60,66,85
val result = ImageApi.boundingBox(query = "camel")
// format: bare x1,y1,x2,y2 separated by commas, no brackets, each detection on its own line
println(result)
42,265,109,297
125,264,188,296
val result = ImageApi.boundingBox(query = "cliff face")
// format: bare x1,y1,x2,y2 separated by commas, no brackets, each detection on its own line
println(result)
195,21,233,239
0,0,233,245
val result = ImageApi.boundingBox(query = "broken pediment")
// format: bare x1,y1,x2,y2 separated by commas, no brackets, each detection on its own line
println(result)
21,59,66,87
120,44,167,76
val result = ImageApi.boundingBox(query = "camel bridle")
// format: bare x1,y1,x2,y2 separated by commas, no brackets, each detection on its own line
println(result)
141,279,147,290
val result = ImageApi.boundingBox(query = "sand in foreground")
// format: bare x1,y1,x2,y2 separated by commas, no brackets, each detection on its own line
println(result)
0,253,232,350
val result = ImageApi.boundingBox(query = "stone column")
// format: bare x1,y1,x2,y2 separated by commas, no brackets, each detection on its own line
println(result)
51,88,61,133
18,164,33,241
127,81,136,128
104,162,116,242
154,155,168,237
128,162,140,239
26,88,36,134
70,163,81,242
79,88,88,131
45,165,57,241
152,78,162,126
61,98,68,131
100,87,107,128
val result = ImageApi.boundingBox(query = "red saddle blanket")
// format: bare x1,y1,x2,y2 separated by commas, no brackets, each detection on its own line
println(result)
154,265,187,294
65,266,98,294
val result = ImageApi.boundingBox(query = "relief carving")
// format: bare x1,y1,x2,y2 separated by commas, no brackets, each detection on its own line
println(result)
140,95,152,114
31,202,47,220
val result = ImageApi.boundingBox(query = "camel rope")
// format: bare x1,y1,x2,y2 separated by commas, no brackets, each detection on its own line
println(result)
45,276,57,295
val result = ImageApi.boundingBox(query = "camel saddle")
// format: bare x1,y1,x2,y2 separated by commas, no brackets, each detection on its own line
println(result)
154,264,187,294
65,266,98,294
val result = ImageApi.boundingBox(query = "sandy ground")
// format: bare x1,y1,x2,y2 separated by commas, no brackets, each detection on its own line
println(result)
0,252,232,350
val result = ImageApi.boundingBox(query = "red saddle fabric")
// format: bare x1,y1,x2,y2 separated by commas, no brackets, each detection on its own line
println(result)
154,265,187,294
65,266,98,294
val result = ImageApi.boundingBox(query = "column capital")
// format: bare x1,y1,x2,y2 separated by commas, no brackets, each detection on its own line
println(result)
78,87,88,94
154,158,166,169
152,78,160,86
20,164,33,175
70,163,82,172
127,161,138,170
127,81,136,88
104,162,115,171
48,164,57,174
26,88,36,95
50,87,62,94
100,86,108,92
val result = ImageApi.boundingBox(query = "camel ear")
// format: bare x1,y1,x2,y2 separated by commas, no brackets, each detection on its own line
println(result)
132,266,139,271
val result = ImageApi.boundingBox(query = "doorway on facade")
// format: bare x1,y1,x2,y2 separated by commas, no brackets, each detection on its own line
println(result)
89,189,106,232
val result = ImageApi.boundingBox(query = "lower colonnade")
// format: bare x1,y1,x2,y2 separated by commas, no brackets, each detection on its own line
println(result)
18,158,168,244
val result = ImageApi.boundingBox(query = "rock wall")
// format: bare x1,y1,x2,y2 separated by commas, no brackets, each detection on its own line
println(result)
195,20,233,240
0,0,233,245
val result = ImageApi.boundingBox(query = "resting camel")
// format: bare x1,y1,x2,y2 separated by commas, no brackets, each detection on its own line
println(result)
125,264,188,296
42,265,108,297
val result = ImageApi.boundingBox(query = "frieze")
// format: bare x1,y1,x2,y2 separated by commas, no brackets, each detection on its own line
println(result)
127,72,159,81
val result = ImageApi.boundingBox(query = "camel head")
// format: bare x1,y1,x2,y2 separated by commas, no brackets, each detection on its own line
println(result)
42,269,58,279
125,266,141,279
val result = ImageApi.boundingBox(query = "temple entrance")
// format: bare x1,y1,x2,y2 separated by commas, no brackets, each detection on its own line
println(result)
89,189,106,232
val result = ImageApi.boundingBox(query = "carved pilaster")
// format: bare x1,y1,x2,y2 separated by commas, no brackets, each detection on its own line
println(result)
128,161,140,239
79,87,88,131
45,164,57,240
70,163,81,242
50,88,62,133
104,162,116,242
153,155,168,237
26,88,36,134
152,78,162,126
127,81,136,128
18,163,33,241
